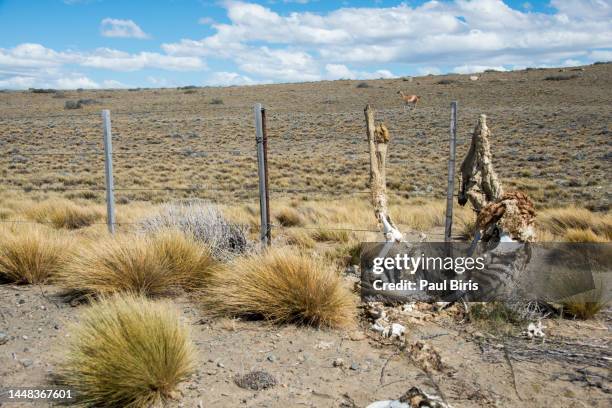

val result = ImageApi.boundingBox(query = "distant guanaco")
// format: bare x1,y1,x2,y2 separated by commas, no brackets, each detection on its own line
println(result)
397,91,420,111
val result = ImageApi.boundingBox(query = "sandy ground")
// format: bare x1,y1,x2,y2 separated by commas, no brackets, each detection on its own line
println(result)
1,284,609,408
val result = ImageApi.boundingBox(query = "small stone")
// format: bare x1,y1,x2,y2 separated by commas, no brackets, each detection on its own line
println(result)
54,324,60,330
216,362,225,368
333,358,345,368
20,359,33,368
18,299,25,304
266,355,277,362
22,335,28,340
0,332,9,345
350,362,359,371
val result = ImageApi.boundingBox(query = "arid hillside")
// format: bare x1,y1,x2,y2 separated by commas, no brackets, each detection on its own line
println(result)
0,63,610,210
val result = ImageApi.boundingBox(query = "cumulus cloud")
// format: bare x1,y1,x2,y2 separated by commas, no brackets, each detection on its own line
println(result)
3,0,612,88
205,71,256,86
101,18,150,39
162,0,612,82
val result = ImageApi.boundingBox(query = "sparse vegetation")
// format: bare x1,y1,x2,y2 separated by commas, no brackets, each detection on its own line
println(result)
210,98,224,104
356,82,370,88
56,294,195,407
469,302,525,335
201,248,357,328
544,74,580,81
0,225,71,284
138,202,249,260
25,199,103,229
59,231,214,297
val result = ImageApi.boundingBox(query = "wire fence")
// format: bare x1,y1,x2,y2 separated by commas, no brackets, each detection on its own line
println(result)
1,104,457,239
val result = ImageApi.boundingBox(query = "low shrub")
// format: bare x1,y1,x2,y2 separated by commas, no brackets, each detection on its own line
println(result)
201,248,357,328
138,202,249,260
210,98,224,105
25,199,103,229
561,276,608,319
544,74,579,81
59,231,214,297
64,100,81,109
436,79,457,85
0,226,71,284
275,207,304,227
356,82,370,88
56,294,195,407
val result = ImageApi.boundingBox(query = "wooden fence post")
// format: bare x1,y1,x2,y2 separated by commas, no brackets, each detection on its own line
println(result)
444,101,458,243
254,103,270,247
102,109,116,234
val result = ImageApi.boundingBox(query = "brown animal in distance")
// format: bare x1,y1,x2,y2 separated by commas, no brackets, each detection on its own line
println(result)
397,91,420,111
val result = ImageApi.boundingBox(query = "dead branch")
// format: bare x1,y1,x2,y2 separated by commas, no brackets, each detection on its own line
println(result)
459,114,503,212
364,104,403,242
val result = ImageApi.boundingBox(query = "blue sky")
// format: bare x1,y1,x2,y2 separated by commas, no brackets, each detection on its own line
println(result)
0,0,610,89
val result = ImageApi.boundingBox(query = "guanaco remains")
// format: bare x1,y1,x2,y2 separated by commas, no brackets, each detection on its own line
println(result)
397,91,420,111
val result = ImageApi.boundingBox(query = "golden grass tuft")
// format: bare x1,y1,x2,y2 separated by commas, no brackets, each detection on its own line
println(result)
201,248,357,328
25,199,103,229
561,275,609,320
0,226,71,284
56,294,195,407
59,230,214,297
275,207,304,227
563,228,607,243
538,207,611,241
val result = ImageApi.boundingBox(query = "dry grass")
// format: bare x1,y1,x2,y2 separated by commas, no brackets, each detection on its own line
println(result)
274,207,304,227
201,248,357,328
563,228,608,243
538,207,611,241
56,294,195,407
59,230,214,297
25,199,103,229
0,225,71,284
562,276,609,319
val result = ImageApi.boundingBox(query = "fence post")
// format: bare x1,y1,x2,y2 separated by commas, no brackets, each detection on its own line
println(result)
254,103,270,247
261,107,272,245
102,109,116,234
444,101,458,243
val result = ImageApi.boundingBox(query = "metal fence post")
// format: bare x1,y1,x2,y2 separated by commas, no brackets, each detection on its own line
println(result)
261,107,272,246
254,103,270,247
102,110,116,234
444,101,458,243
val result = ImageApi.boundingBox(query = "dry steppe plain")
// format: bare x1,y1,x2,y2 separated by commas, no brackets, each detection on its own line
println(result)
0,64,610,408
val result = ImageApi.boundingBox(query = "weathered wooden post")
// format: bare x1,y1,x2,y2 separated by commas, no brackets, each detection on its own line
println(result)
254,103,270,247
102,109,116,234
445,101,457,243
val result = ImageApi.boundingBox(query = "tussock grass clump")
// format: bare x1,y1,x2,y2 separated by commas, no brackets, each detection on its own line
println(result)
202,249,357,328
469,302,525,335
60,231,214,297
564,228,607,242
538,207,611,241
275,207,304,227
561,275,609,320
0,226,71,284
25,199,103,229
56,294,195,407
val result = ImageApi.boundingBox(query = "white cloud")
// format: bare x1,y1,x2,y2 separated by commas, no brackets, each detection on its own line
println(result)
162,0,612,83
324,64,395,80
102,79,129,88
206,71,256,86
101,18,150,39
452,64,506,74
81,48,205,71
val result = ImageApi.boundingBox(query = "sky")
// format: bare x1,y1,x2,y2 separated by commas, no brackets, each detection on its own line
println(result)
0,0,610,89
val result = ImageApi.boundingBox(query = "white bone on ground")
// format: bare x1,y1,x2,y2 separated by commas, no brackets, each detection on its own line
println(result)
380,214,403,242
389,323,406,338
371,322,387,333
